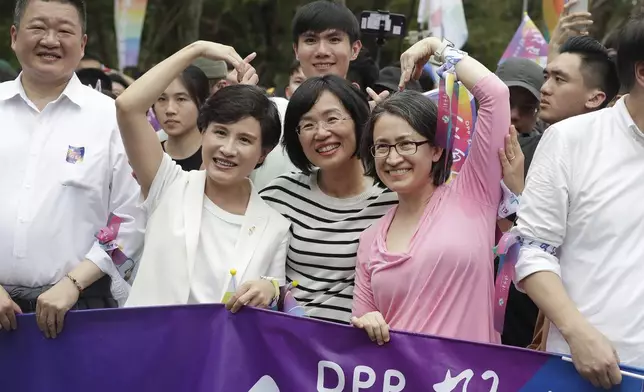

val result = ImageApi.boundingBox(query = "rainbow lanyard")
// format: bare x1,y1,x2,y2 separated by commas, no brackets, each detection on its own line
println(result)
437,72,459,153
436,70,477,182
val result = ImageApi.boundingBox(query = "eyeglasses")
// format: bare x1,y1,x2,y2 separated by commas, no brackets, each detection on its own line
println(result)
296,116,350,134
370,140,430,158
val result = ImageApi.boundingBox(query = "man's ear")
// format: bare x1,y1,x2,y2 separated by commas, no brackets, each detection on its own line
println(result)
633,61,644,90
351,40,362,61
585,89,607,110
10,25,18,52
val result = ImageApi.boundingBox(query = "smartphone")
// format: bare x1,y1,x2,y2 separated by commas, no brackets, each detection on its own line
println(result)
566,0,589,13
360,10,407,38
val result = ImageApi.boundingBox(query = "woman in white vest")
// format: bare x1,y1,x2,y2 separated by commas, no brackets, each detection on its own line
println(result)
115,40,290,312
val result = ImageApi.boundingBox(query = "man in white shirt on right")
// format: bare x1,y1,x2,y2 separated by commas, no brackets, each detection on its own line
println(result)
514,17,644,389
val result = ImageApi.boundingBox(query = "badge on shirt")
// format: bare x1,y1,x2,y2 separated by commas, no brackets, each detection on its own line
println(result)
66,146,85,164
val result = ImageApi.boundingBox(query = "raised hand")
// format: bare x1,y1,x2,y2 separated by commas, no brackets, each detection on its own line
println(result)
399,37,442,90
551,0,593,48
498,125,525,195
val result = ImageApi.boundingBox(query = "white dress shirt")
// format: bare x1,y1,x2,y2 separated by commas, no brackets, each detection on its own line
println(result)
0,74,144,303
514,97,644,367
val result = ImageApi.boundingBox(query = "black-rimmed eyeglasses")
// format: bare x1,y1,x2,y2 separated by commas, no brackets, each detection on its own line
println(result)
370,140,430,158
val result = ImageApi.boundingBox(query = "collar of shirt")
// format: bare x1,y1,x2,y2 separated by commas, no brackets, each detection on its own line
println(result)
0,72,86,109
614,95,644,140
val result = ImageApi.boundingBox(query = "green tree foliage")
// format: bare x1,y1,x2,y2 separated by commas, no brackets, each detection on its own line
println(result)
0,0,639,86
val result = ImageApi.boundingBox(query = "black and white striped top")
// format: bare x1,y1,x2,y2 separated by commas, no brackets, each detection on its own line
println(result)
260,170,398,324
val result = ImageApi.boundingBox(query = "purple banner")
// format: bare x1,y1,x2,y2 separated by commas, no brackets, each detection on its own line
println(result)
1,305,643,391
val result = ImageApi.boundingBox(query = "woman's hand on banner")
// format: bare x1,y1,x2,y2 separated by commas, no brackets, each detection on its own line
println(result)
0,286,21,331
226,279,276,313
351,311,390,346
498,125,525,195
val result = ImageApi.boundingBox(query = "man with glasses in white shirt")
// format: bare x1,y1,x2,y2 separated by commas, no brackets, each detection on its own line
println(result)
0,0,142,339
514,18,644,388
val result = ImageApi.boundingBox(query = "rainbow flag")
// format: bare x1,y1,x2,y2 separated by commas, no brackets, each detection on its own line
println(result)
114,0,148,69
543,0,565,40
499,13,549,67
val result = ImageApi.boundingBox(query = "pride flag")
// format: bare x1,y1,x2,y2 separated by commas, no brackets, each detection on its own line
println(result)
114,0,148,69
543,0,565,39
499,13,549,67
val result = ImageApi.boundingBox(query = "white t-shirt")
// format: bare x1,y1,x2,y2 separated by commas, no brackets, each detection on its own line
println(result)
188,197,243,304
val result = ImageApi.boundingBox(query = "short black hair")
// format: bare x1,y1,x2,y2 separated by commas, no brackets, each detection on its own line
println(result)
559,36,619,109
292,0,360,45
615,17,644,92
283,74,369,174
14,0,87,33
361,90,452,187
198,85,281,166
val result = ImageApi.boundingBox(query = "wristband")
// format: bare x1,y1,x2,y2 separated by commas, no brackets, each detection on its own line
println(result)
498,180,521,219
260,276,280,309
429,38,454,66
436,47,468,78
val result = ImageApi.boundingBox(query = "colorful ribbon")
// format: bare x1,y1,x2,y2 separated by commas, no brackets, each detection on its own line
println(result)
493,232,521,334
435,70,477,183
95,214,133,278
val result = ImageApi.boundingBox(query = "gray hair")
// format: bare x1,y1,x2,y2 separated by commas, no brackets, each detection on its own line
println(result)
13,0,87,33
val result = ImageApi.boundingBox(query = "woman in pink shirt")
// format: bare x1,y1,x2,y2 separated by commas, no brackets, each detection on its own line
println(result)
351,37,511,345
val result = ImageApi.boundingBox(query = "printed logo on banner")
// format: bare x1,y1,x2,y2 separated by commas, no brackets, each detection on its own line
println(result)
313,360,502,392
433,369,500,392
248,375,280,392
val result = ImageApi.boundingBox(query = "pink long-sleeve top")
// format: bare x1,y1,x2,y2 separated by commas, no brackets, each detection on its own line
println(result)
353,74,510,344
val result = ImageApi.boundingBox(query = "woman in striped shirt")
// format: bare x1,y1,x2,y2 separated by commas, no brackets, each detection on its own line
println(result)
260,76,397,324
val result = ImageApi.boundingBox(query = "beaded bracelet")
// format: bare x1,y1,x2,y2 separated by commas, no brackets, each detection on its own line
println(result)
66,274,83,293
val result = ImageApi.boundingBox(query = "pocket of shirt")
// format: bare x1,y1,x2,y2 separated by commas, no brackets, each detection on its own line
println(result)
60,164,94,192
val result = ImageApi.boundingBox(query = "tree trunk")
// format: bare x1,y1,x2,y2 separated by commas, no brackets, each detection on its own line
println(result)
177,0,205,47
